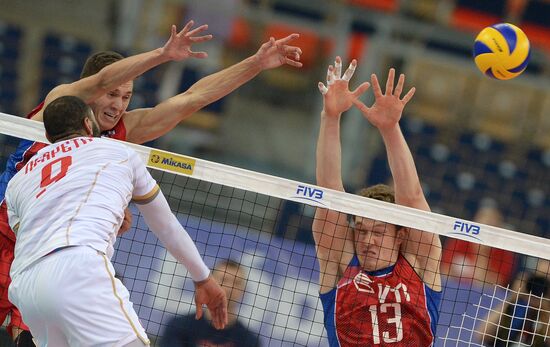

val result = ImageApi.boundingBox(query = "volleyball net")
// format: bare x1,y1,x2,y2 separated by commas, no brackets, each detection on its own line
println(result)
1,112,550,346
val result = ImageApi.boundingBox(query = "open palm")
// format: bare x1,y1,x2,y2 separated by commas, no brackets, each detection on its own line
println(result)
319,56,370,117
354,68,415,131
162,21,213,61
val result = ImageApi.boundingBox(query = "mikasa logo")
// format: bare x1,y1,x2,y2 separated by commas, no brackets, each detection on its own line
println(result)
148,150,195,176
161,157,192,170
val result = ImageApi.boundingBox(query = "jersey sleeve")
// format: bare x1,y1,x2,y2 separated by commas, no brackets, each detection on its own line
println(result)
127,148,159,204
5,191,20,234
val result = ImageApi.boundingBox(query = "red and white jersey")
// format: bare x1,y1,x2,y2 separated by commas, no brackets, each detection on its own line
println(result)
5,137,158,277
320,254,441,347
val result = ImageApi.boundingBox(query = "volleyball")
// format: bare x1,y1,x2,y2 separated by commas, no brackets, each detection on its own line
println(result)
473,23,530,80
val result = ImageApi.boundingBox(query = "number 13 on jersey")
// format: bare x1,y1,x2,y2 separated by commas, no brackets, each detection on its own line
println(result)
369,303,403,344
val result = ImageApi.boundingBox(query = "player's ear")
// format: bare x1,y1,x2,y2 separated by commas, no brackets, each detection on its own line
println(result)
83,117,93,136
45,131,53,143
396,226,408,240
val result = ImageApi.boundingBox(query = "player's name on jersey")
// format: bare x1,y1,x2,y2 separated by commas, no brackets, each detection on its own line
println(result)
25,138,94,174
148,150,195,176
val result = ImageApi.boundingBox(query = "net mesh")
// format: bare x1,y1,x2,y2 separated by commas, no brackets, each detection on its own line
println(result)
1,114,550,347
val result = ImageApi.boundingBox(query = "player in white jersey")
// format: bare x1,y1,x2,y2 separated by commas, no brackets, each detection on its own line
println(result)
5,96,228,347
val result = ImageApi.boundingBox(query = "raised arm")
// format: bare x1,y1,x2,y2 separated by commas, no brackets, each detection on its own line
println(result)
312,57,370,293
33,21,212,121
353,69,441,290
122,34,303,144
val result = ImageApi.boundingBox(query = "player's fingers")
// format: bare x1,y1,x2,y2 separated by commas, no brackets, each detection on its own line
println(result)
394,73,405,98
284,45,302,56
352,99,370,114
276,33,300,45
401,87,416,104
284,57,303,68
351,81,371,98
341,59,357,82
371,73,383,98
189,51,208,59
186,24,209,37
170,25,177,39
195,302,204,320
327,65,335,85
385,68,395,95
179,20,194,35
221,300,228,326
188,34,213,43
334,56,342,79
318,82,328,95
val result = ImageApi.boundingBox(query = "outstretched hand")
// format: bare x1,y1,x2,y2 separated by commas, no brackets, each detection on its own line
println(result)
194,276,228,330
161,21,213,61
254,34,303,70
353,68,415,131
318,56,370,117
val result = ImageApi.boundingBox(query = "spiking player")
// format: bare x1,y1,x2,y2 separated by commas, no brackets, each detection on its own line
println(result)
0,22,302,345
6,96,228,346
312,57,442,346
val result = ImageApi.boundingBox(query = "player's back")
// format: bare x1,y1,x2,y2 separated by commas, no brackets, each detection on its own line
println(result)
6,137,138,277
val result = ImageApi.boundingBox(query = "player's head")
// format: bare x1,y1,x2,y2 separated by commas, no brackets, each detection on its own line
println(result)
212,259,246,309
81,51,124,79
474,205,503,227
353,184,406,271
43,95,100,143
81,51,133,132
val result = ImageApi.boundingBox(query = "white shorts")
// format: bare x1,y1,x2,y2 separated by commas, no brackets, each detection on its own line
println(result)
9,246,150,347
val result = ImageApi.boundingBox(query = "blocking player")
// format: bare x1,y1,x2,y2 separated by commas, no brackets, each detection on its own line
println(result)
312,57,442,346
6,96,228,346
0,24,302,344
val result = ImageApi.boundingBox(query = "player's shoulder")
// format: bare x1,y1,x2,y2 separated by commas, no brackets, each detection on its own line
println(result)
94,137,129,151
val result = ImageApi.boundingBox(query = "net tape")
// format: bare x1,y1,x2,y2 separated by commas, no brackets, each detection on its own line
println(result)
1,111,548,260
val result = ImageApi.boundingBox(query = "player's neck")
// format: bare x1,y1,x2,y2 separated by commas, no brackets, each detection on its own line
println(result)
53,132,89,143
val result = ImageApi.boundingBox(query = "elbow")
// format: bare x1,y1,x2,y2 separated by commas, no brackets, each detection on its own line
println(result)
184,89,209,110
175,91,207,118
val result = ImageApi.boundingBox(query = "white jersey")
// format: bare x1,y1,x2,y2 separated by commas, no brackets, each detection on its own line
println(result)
6,137,158,278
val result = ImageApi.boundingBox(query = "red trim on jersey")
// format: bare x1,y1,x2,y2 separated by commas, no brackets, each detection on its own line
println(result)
102,117,127,141
26,101,45,119
0,201,14,244
14,142,48,172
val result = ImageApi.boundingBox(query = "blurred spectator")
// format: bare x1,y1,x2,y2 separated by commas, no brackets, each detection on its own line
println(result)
160,259,260,347
475,273,550,346
441,205,517,286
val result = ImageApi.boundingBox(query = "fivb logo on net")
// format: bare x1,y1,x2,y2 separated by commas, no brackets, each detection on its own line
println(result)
293,184,326,206
450,219,482,242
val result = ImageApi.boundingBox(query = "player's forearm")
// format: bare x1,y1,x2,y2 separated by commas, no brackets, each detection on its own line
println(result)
316,111,344,191
88,48,170,102
380,124,429,210
184,55,263,111
137,193,210,282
